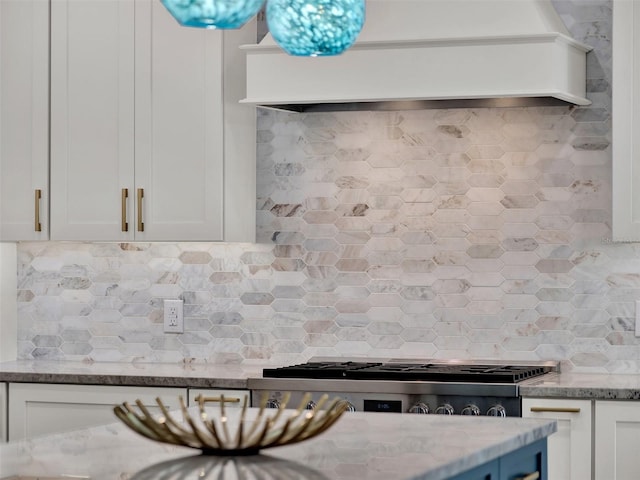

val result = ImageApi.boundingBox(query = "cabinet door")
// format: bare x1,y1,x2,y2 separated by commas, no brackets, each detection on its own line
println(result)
612,0,640,240
450,439,547,480
450,458,498,480
50,0,135,241
498,438,547,480
133,0,224,241
522,398,592,480
188,388,251,408
8,383,187,441
595,400,640,480
0,0,49,240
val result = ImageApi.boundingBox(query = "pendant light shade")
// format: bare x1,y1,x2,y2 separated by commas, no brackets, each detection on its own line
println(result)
161,0,265,29
266,0,365,56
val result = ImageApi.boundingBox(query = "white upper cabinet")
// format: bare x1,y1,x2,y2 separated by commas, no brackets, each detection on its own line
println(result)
0,0,49,241
50,0,135,241
612,0,640,241
50,0,256,242
134,0,224,241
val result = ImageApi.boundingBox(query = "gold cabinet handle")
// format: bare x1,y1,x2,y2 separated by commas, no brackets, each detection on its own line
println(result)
529,407,581,413
34,189,42,232
516,472,540,480
121,188,129,232
137,188,144,232
195,395,242,404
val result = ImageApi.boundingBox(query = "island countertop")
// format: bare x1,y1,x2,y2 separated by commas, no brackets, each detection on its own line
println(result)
0,408,555,480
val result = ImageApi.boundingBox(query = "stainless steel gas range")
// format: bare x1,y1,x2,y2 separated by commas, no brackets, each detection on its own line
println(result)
248,359,558,417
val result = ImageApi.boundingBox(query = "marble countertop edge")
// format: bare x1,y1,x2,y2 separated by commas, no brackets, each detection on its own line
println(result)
0,360,268,389
519,372,640,399
0,371,251,389
3,361,640,400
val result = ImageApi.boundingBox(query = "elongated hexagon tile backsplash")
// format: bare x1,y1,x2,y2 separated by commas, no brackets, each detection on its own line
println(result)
18,1,640,372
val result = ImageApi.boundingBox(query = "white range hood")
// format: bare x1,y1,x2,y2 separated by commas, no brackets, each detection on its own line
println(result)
241,0,592,112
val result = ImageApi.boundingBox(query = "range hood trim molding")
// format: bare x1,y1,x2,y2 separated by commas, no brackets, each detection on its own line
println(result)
242,91,590,108
241,32,592,54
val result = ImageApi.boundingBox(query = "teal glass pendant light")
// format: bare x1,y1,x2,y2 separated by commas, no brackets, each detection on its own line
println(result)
161,0,265,29
267,0,365,56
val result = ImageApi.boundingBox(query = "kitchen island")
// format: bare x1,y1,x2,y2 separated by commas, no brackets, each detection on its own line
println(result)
0,407,554,480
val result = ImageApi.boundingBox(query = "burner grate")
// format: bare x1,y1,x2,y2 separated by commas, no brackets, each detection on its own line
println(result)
344,364,551,383
263,362,552,383
262,361,382,379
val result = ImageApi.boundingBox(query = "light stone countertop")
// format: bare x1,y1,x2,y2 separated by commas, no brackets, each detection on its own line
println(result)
0,407,556,480
0,360,268,389
519,372,640,400
3,360,640,401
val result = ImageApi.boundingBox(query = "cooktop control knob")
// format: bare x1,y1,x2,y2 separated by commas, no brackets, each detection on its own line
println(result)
265,399,281,409
305,400,317,410
461,404,481,416
435,403,455,415
344,401,356,412
486,405,507,417
408,402,431,414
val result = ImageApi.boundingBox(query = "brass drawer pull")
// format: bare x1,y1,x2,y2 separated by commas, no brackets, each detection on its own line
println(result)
34,189,42,232
137,188,144,232
517,472,540,480
530,406,581,413
121,188,129,232
195,395,242,404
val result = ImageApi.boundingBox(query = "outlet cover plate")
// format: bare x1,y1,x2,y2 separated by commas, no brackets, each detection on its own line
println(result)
164,299,184,333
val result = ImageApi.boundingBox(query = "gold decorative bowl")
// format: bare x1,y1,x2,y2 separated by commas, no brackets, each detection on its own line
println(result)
114,392,348,455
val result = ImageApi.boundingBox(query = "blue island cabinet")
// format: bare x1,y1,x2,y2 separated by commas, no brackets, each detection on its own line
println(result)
452,439,547,480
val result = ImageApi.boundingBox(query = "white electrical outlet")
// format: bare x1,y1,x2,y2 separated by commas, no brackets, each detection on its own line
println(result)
164,299,184,333
636,301,640,337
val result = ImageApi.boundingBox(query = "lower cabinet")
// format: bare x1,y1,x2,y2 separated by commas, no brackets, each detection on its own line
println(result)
452,438,547,480
7,383,252,441
455,458,499,480
0,383,6,442
7,383,251,441
595,400,640,480
523,397,640,480
8,383,187,441
522,398,592,480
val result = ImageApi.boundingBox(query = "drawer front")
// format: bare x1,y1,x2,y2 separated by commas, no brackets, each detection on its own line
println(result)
8,383,187,441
